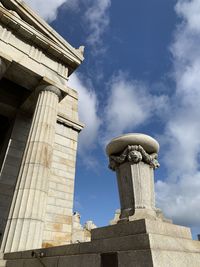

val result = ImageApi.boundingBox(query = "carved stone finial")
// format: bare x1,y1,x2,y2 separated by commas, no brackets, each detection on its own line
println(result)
78,46,85,55
106,133,160,222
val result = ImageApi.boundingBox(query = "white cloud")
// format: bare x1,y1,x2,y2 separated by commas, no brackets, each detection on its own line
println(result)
103,73,168,144
85,0,111,46
25,0,69,21
156,174,200,227
25,0,111,46
156,0,200,229
176,0,200,33
67,73,101,154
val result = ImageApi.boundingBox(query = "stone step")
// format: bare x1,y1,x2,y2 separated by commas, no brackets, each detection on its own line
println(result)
92,218,192,241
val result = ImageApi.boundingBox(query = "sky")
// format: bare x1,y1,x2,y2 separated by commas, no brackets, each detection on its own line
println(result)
25,0,200,238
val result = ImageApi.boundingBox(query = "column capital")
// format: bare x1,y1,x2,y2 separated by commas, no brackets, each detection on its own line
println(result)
36,84,62,100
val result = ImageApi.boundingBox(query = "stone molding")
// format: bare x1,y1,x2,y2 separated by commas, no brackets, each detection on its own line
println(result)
0,1,21,19
109,145,160,171
0,3,83,75
57,114,84,133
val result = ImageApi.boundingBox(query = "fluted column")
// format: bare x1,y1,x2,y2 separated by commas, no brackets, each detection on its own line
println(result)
1,85,61,252
106,134,160,222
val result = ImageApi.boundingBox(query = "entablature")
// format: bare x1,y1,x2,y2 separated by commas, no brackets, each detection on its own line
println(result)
0,3,84,76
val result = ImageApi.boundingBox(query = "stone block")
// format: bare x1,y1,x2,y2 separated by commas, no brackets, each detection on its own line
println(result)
49,214,72,224
149,233,200,252
92,219,192,241
151,250,200,267
5,259,24,267
118,250,153,267
23,257,59,267
52,232,71,242
58,254,100,267
79,233,150,254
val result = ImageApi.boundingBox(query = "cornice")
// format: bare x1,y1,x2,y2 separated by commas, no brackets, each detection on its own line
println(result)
0,4,84,74
57,113,84,132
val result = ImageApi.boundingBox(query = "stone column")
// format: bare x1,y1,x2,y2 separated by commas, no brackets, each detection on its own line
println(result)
1,85,61,252
106,134,160,222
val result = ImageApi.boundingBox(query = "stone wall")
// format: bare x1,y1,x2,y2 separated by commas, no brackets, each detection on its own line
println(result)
42,93,80,247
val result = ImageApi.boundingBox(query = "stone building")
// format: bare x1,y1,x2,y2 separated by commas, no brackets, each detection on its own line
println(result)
1,1,200,266
0,0,86,252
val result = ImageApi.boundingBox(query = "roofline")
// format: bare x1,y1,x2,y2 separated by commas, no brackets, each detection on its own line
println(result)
0,0,84,68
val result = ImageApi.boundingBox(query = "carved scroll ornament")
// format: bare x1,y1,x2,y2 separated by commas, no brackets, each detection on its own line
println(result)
109,145,160,171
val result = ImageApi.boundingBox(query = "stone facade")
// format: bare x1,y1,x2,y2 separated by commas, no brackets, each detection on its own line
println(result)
0,0,85,253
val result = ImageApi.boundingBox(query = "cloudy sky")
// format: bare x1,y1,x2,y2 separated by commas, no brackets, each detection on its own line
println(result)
25,0,200,238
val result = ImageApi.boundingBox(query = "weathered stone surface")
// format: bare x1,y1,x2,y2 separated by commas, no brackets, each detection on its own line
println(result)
1,87,61,253
92,219,192,241
4,218,200,266
106,133,159,156
0,0,84,253
106,133,167,223
72,212,96,244
0,253,6,267
151,250,200,267
118,251,153,267
58,254,100,267
110,209,120,225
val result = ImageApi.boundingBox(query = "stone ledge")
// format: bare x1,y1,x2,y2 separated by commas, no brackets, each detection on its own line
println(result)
91,219,192,241
4,233,150,260
5,227,200,261
4,229,200,267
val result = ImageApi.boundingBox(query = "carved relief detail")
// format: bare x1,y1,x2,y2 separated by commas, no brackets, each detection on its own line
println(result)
109,145,160,171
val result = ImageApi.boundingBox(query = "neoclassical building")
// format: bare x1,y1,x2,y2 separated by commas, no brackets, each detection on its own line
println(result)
0,0,85,252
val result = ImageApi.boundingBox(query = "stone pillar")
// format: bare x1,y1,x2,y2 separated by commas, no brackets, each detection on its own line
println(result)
106,134,160,222
1,85,61,253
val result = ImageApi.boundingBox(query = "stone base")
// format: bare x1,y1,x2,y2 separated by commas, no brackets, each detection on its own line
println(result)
4,219,200,267
0,253,6,267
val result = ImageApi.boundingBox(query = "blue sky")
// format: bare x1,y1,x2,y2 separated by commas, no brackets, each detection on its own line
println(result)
26,0,200,238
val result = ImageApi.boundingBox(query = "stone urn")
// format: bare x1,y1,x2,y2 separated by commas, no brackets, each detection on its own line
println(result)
106,133,160,222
